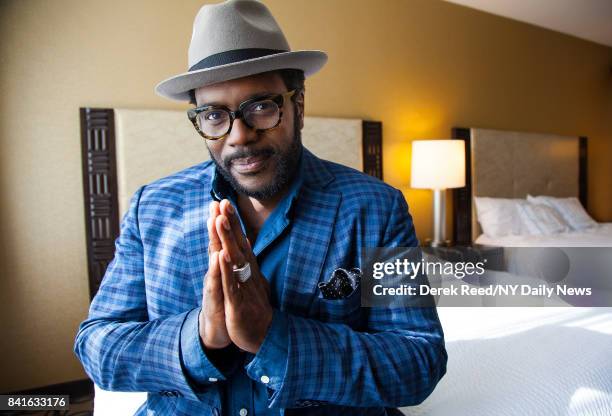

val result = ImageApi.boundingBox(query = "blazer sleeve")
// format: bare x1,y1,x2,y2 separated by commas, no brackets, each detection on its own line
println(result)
254,189,448,409
73,186,222,407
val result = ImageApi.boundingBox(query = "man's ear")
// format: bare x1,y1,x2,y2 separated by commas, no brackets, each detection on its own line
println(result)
295,89,305,130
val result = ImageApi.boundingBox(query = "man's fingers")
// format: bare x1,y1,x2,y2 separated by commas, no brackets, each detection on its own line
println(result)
219,249,238,303
207,250,219,277
205,251,221,290
209,200,219,216
220,199,248,251
205,252,224,303
208,218,222,253
215,215,246,266
244,237,256,263
204,252,225,316
208,201,222,253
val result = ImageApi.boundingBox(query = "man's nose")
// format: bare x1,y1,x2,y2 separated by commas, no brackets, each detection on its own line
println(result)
225,117,257,146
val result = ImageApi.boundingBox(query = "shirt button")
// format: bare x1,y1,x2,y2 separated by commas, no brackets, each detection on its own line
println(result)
260,375,270,384
239,408,248,416
208,377,218,382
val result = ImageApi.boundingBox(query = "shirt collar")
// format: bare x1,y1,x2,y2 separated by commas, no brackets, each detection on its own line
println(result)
210,164,235,202
281,150,304,219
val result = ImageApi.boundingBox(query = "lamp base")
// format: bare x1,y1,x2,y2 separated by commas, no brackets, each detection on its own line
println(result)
423,238,452,248
432,189,448,247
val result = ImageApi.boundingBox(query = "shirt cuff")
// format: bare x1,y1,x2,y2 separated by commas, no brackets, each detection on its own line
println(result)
244,309,289,391
179,307,227,385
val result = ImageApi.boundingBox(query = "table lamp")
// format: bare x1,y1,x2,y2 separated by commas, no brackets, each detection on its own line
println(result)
411,139,465,247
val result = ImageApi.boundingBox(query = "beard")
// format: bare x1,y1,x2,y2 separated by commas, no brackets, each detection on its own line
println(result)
208,109,303,200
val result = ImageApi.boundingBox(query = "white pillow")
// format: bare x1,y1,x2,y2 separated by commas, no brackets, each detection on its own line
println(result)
527,195,597,231
516,202,570,235
474,197,526,237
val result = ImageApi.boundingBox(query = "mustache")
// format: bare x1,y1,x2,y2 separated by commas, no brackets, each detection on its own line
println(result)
223,147,275,166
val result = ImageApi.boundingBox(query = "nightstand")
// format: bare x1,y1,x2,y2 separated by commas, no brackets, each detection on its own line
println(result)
421,243,505,271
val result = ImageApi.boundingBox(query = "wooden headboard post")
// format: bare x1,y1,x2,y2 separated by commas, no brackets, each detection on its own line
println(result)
579,136,588,209
362,121,383,180
80,108,120,300
451,127,472,245
451,127,588,245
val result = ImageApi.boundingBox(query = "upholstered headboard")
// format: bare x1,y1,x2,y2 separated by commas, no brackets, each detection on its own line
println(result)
452,127,587,244
80,107,382,299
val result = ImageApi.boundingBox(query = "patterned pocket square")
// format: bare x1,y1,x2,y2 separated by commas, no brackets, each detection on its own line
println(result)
318,267,361,300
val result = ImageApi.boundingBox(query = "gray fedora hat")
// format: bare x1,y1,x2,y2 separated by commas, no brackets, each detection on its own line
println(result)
155,0,328,102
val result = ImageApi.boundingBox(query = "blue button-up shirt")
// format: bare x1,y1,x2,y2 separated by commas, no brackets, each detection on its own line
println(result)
179,152,304,415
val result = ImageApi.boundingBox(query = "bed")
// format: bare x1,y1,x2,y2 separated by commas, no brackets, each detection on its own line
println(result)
399,127,612,416
79,107,382,415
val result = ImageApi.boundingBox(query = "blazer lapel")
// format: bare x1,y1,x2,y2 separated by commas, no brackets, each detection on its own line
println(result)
184,177,214,303
280,150,340,316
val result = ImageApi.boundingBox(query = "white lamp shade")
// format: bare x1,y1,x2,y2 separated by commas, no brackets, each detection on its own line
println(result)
411,139,466,190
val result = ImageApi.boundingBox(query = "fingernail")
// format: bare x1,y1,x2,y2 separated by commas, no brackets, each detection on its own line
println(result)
223,217,231,231
227,203,234,215
223,250,231,263
207,217,212,230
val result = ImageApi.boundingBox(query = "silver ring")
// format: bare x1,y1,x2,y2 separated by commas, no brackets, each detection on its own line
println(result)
232,262,251,283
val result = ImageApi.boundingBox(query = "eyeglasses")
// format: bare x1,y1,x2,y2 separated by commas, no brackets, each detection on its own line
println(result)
187,90,296,140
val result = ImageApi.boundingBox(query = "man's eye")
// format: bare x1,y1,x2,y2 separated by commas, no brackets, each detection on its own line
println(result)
252,102,272,112
205,111,223,121
202,111,228,125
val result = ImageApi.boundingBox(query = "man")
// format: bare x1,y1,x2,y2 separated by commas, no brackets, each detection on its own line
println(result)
74,1,447,415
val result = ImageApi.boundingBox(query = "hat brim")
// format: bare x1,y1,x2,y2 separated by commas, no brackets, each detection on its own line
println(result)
155,50,327,102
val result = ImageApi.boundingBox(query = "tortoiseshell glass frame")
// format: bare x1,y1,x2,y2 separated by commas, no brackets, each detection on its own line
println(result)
187,89,296,140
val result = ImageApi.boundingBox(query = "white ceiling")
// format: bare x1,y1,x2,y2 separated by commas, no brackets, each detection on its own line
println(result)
444,0,612,48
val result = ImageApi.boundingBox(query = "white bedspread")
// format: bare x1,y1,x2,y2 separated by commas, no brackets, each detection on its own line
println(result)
474,224,612,303
400,307,612,416
94,386,145,415
475,223,612,247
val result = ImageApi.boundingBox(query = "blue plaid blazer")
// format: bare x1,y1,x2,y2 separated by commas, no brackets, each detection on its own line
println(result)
74,148,447,415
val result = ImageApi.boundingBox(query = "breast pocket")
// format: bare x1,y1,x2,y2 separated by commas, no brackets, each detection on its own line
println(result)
316,286,364,327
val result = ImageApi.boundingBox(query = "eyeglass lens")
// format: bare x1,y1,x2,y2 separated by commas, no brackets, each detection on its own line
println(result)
197,98,281,138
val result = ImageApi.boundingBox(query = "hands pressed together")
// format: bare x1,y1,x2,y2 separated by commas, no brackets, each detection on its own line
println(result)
199,199,273,354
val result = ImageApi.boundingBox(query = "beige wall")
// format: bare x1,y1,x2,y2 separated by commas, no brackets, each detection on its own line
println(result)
0,0,610,391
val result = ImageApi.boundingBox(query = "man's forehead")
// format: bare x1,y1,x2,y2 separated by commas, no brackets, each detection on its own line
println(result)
194,71,285,106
